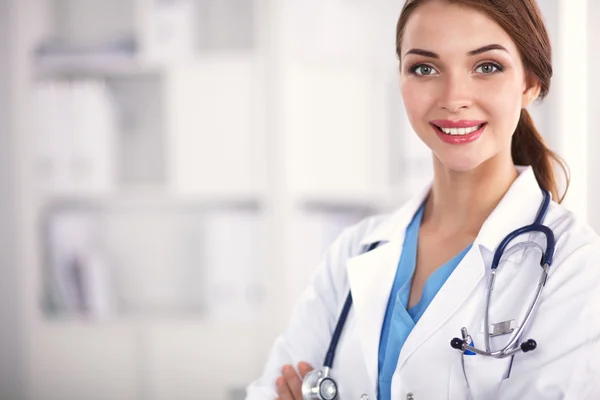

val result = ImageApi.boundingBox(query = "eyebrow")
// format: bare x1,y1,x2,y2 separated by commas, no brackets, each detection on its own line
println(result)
404,44,509,59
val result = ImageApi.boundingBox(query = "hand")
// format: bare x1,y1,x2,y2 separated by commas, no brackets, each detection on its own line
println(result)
275,361,314,400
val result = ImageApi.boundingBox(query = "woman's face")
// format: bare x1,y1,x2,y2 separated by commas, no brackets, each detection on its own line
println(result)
400,0,540,172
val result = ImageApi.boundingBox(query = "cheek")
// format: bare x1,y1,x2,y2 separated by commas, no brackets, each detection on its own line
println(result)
401,81,432,128
480,79,524,134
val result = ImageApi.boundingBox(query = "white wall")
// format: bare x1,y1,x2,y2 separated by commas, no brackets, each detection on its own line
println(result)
0,0,25,398
588,0,600,233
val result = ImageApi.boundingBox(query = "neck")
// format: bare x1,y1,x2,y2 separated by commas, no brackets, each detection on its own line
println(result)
422,154,519,237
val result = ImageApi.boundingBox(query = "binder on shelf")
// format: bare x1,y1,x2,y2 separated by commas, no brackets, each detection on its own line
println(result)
43,206,113,318
34,82,71,192
33,80,118,197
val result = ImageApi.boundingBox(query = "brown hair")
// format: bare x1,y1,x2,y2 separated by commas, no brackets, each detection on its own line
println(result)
396,0,570,203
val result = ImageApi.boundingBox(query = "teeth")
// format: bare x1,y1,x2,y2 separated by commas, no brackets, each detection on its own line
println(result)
440,124,482,135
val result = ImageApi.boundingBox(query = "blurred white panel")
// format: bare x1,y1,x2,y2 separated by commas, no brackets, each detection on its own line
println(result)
70,80,118,194
195,0,257,51
109,75,166,186
51,0,135,44
283,62,386,197
30,324,138,400
281,0,371,62
556,0,588,218
103,206,204,315
528,0,560,148
381,69,433,195
138,0,196,64
286,208,370,301
33,81,71,192
141,322,262,400
166,55,267,199
368,0,405,68
588,0,600,232
203,209,266,322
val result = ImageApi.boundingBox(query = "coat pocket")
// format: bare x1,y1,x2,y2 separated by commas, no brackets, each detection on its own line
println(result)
460,354,512,400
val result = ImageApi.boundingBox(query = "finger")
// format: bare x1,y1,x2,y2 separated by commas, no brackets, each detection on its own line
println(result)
282,364,303,399
276,376,294,400
297,361,314,378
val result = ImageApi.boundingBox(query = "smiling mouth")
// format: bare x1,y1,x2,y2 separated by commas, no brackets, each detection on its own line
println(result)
432,123,487,136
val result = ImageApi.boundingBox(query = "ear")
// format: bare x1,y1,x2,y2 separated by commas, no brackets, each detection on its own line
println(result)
522,74,542,108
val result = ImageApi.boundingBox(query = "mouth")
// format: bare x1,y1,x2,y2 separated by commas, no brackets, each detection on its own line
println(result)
431,123,487,136
429,122,487,144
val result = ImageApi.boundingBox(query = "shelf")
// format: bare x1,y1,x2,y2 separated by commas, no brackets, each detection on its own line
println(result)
295,191,387,212
38,314,266,330
38,188,267,211
292,187,415,213
34,52,162,79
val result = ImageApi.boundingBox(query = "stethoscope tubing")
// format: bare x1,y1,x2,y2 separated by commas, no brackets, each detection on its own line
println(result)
305,188,555,400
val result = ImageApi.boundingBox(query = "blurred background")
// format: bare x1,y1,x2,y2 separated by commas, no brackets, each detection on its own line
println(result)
0,0,597,399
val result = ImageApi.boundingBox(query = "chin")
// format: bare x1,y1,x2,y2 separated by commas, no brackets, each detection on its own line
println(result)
436,154,486,173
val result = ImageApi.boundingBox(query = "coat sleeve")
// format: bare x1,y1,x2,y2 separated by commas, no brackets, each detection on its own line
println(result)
497,238,600,400
244,217,379,400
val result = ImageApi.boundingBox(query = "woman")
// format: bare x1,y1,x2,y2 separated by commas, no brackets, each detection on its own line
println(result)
247,0,600,398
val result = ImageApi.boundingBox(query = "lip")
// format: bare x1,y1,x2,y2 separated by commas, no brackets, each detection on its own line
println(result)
430,119,487,128
430,122,487,144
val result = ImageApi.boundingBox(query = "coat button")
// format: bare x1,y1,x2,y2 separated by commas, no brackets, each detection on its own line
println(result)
406,393,415,400
360,394,369,400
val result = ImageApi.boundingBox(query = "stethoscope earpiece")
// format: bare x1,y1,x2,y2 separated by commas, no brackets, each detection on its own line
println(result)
520,339,537,352
450,337,465,350
303,189,554,398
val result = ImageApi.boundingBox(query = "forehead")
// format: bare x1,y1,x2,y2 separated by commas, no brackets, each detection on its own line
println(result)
401,0,518,57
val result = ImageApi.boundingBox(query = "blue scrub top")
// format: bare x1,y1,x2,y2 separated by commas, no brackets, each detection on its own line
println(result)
377,204,472,400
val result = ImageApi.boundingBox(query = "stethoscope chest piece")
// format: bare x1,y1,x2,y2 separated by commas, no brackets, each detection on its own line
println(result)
302,368,338,400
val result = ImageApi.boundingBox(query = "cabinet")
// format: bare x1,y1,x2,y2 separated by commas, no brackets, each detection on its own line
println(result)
23,1,428,399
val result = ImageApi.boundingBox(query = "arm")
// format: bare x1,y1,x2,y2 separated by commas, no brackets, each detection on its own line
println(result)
245,217,379,400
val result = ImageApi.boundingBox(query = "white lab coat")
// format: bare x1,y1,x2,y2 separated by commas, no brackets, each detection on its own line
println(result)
246,166,600,400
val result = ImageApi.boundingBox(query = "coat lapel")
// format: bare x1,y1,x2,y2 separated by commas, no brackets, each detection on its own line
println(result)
397,244,486,368
396,166,545,369
344,165,546,389
345,182,432,390
346,240,404,391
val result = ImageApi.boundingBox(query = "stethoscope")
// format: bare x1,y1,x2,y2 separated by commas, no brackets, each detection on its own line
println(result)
301,189,555,400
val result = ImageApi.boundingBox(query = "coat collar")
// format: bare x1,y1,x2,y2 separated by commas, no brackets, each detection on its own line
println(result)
475,166,546,252
346,165,547,389
359,181,431,248
358,165,546,252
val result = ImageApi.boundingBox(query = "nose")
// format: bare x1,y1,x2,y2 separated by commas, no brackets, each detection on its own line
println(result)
437,74,473,113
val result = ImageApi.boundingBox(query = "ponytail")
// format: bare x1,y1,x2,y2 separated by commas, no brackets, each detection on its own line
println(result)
511,109,570,203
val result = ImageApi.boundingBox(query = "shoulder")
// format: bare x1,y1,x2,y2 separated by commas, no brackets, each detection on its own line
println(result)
541,201,600,294
544,201,600,262
326,212,392,260
318,212,393,285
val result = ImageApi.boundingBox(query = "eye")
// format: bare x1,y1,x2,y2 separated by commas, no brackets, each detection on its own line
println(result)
409,64,439,76
475,62,503,74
